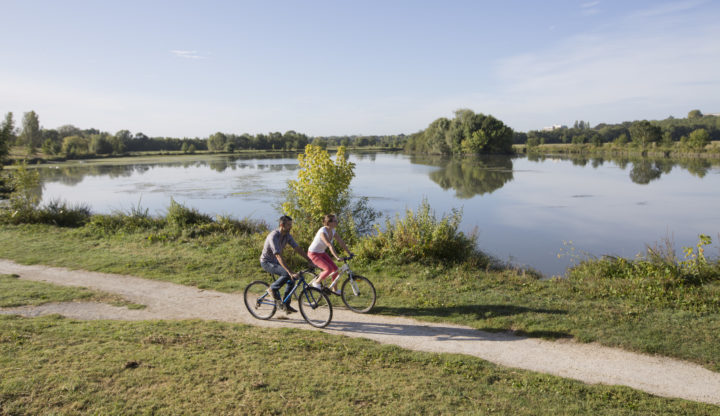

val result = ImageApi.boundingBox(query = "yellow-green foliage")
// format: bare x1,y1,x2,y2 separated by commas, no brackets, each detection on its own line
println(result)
282,144,356,240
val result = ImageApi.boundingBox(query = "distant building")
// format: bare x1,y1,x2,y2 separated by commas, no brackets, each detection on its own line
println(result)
541,124,566,131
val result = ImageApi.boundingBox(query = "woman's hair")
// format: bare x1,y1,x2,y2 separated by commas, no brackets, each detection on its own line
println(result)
279,215,293,226
322,214,336,226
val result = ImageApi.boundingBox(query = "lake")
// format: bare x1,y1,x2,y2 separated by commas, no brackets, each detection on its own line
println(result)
34,152,720,277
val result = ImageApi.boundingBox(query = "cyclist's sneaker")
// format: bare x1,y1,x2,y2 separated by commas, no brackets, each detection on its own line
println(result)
327,287,342,296
266,288,280,301
284,303,297,314
310,281,323,290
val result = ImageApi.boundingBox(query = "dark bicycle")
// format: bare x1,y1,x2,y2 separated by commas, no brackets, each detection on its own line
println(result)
243,267,333,328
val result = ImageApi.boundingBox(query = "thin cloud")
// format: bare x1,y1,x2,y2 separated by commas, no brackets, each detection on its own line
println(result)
633,0,705,17
581,1,600,15
171,50,207,59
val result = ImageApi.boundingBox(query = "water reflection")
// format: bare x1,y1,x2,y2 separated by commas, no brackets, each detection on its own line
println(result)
527,154,717,185
409,155,515,198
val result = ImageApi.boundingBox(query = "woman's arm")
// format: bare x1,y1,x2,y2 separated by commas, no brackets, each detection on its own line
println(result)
334,233,353,257
320,231,340,260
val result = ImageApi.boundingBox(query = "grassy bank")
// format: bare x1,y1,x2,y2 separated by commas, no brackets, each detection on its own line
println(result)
513,140,720,157
0,274,142,309
1,279,715,414
1,223,718,373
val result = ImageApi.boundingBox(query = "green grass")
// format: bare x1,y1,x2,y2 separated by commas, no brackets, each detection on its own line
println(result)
1,314,716,414
0,274,144,309
1,223,719,374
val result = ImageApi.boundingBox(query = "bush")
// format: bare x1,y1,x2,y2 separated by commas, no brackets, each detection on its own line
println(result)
165,198,213,229
282,144,379,245
354,199,484,265
566,235,720,312
1,199,91,227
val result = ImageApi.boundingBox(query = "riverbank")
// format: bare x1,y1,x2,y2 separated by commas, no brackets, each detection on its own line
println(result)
1,223,718,373
2,145,403,167
513,141,720,157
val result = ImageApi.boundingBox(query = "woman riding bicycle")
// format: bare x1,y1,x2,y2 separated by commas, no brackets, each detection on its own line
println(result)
308,214,353,295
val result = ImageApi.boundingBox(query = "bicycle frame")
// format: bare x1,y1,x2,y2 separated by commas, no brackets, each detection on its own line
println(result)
263,269,321,307
330,259,361,296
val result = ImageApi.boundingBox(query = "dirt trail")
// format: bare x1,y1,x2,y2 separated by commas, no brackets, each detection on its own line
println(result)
1,259,719,406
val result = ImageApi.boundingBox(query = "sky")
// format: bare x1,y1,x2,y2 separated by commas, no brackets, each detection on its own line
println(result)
1,0,719,138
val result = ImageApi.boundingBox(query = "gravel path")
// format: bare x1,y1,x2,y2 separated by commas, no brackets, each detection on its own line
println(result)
1,259,719,406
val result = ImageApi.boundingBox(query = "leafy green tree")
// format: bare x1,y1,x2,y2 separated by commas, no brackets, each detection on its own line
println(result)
41,139,61,155
629,121,661,150
687,128,710,151
62,135,89,157
688,109,703,119
19,111,41,154
282,145,377,243
0,112,15,160
207,132,227,152
406,110,513,155
89,134,113,155
526,136,540,148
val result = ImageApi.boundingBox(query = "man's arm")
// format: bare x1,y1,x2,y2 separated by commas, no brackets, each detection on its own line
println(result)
275,253,297,279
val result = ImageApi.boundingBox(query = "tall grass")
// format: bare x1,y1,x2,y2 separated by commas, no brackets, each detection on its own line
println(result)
355,199,489,267
566,235,720,313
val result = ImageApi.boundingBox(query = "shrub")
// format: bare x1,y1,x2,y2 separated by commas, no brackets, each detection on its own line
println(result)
354,199,484,265
165,198,213,229
282,144,379,244
566,235,720,311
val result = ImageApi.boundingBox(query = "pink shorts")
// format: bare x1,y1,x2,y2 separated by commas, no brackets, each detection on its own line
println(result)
308,252,338,281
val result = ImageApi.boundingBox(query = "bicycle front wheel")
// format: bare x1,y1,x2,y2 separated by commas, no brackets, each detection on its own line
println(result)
341,275,376,313
298,287,333,328
244,280,277,320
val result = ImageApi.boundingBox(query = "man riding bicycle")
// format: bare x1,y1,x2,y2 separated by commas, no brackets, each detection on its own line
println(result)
259,215,314,314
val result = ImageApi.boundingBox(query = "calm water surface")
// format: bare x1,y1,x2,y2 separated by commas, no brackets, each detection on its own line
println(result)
36,152,720,277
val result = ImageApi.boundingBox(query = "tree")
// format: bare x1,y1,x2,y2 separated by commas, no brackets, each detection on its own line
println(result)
687,128,710,151
89,134,113,155
688,109,703,119
0,112,15,160
62,135,89,157
19,111,41,153
406,110,513,155
207,132,227,152
282,145,378,243
629,120,661,150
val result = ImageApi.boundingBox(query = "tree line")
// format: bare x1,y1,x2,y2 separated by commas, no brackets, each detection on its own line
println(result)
518,110,719,151
0,111,408,160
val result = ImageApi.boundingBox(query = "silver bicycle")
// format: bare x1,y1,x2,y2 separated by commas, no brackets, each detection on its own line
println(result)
325,255,376,313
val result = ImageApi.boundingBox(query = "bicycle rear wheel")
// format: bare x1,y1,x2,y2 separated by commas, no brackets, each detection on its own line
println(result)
298,287,333,328
341,275,376,313
244,280,277,320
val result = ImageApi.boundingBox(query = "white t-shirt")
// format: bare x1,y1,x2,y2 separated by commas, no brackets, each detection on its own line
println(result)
308,226,336,253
